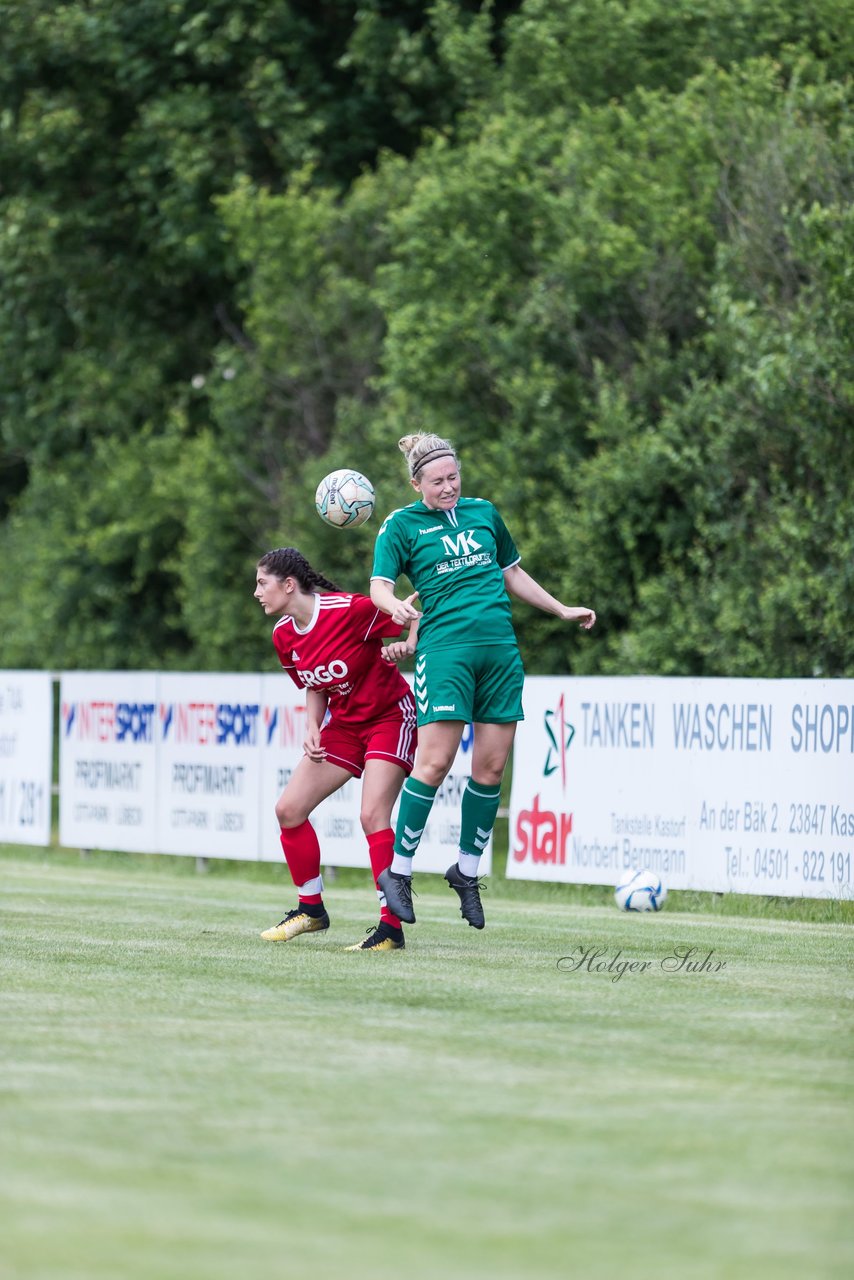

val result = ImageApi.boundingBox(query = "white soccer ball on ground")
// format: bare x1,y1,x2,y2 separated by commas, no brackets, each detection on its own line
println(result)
614,867,668,912
314,468,376,528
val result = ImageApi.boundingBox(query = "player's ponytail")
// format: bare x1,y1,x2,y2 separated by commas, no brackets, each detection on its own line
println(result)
257,548,340,593
399,433,459,479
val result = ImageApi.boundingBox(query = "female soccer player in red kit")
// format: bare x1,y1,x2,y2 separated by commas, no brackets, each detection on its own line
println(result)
254,547,417,951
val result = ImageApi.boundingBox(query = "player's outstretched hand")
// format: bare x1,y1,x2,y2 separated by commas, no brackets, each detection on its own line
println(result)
382,641,416,664
565,606,596,630
391,591,421,627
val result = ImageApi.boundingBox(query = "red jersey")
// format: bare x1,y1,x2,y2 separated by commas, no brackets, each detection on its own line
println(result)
272,593,410,728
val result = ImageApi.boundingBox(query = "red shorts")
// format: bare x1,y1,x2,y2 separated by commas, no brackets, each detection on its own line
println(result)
320,694,417,779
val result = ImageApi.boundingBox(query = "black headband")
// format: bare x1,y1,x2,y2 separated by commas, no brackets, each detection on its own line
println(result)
412,447,457,477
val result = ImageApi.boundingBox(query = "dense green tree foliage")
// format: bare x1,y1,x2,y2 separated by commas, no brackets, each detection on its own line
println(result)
0,1,851,674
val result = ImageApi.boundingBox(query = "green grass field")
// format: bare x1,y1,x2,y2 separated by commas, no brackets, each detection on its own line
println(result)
1,845,852,1280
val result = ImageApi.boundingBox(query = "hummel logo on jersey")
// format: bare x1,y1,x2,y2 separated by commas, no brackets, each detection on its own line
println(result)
419,525,443,535
441,530,482,557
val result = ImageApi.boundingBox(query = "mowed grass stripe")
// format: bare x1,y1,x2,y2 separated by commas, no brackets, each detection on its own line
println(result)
1,853,851,1280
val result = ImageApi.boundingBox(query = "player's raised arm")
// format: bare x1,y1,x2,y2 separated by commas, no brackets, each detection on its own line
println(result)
502,564,596,630
370,579,421,627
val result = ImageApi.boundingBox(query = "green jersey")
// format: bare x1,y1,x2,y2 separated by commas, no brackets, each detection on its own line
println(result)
371,497,521,651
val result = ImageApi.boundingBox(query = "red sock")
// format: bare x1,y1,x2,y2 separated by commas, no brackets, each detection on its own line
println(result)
280,822,323,905
367,828,401,928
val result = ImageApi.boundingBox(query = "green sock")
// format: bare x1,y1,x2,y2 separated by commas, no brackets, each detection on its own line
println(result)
392,777,438,869
459,779,502,860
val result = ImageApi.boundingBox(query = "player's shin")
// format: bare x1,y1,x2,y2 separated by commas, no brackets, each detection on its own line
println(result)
391,777,437,871
367,828,401,928
280,821,324,907
374,781,437,924
457,779,501,875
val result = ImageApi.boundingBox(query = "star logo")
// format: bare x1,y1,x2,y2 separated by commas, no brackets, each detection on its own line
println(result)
544,693,575,792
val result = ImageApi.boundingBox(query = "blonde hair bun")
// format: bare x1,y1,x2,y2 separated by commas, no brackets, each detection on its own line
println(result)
398,434,427,457
398,432,458,478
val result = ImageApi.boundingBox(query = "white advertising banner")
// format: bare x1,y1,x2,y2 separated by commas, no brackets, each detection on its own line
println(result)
508,677,854,899
155,673,263,859
0,671,52,846
59,672,158,852
258,672,491,875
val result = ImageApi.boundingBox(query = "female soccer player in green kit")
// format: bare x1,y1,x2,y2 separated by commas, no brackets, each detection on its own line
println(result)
370,432,596,930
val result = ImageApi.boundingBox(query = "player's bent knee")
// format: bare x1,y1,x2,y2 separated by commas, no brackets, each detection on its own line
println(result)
473,763,507,787
414,721,464,785
359,809,385,835
415,757,454,787
276,799,309,828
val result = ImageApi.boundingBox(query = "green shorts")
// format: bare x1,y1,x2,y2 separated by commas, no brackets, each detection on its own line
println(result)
413,645,525,726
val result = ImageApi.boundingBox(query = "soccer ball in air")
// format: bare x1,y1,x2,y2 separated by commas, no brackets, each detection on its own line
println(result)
315,469,376,528
614,868,668,912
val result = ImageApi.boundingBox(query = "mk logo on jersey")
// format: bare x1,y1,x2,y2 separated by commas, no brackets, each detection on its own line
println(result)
440,530,482,557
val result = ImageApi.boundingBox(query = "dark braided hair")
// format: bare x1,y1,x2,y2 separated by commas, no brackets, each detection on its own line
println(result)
257,548,341,592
